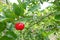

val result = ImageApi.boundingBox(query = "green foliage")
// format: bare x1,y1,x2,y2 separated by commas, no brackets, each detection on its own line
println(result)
55,14,60,21
0,22,6,32
13,3,22,16
3,9,16,19
0,36,14,40
0,0,60,40
28,5,40,12
13,1,26,16
6,30,17,39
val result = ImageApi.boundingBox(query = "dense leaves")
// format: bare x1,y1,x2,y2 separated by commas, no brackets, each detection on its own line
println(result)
0,0,60,40
55,14,60,21
13,3,22,16
0,22,6,32
13,2,26,16
3,9,16,19
6,30,17,39
0,36,14,40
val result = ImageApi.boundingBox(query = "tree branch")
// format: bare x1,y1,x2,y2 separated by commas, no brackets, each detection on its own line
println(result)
27,13,53,29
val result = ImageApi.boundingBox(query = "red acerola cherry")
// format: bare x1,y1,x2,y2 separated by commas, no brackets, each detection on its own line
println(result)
15,22,25,30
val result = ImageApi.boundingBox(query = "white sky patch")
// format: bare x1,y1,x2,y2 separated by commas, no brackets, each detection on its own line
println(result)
48,0,55,2
40,2,52,10
9,0,18,4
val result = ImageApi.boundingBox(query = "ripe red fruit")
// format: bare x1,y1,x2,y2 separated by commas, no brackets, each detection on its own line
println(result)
15,22,25,30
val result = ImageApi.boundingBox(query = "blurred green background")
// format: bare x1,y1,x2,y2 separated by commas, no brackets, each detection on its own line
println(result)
0,0,60,40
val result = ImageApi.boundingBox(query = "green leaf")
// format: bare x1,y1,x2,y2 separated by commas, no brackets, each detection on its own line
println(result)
13,3,20,16
13,3,24,16
0,18,14,23
6,30,17,39
28,5,39,12
19,2,26,15
0,22,6,32
54,11,60,15
0,36,14,40
3,9,16,19
55,14,60,21
19,2,26,9
17,0,21,4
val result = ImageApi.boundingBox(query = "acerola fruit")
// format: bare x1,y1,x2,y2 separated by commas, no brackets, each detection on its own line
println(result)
15,22,25,30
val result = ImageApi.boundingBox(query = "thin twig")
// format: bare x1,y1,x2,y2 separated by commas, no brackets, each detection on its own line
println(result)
27,13,53,29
